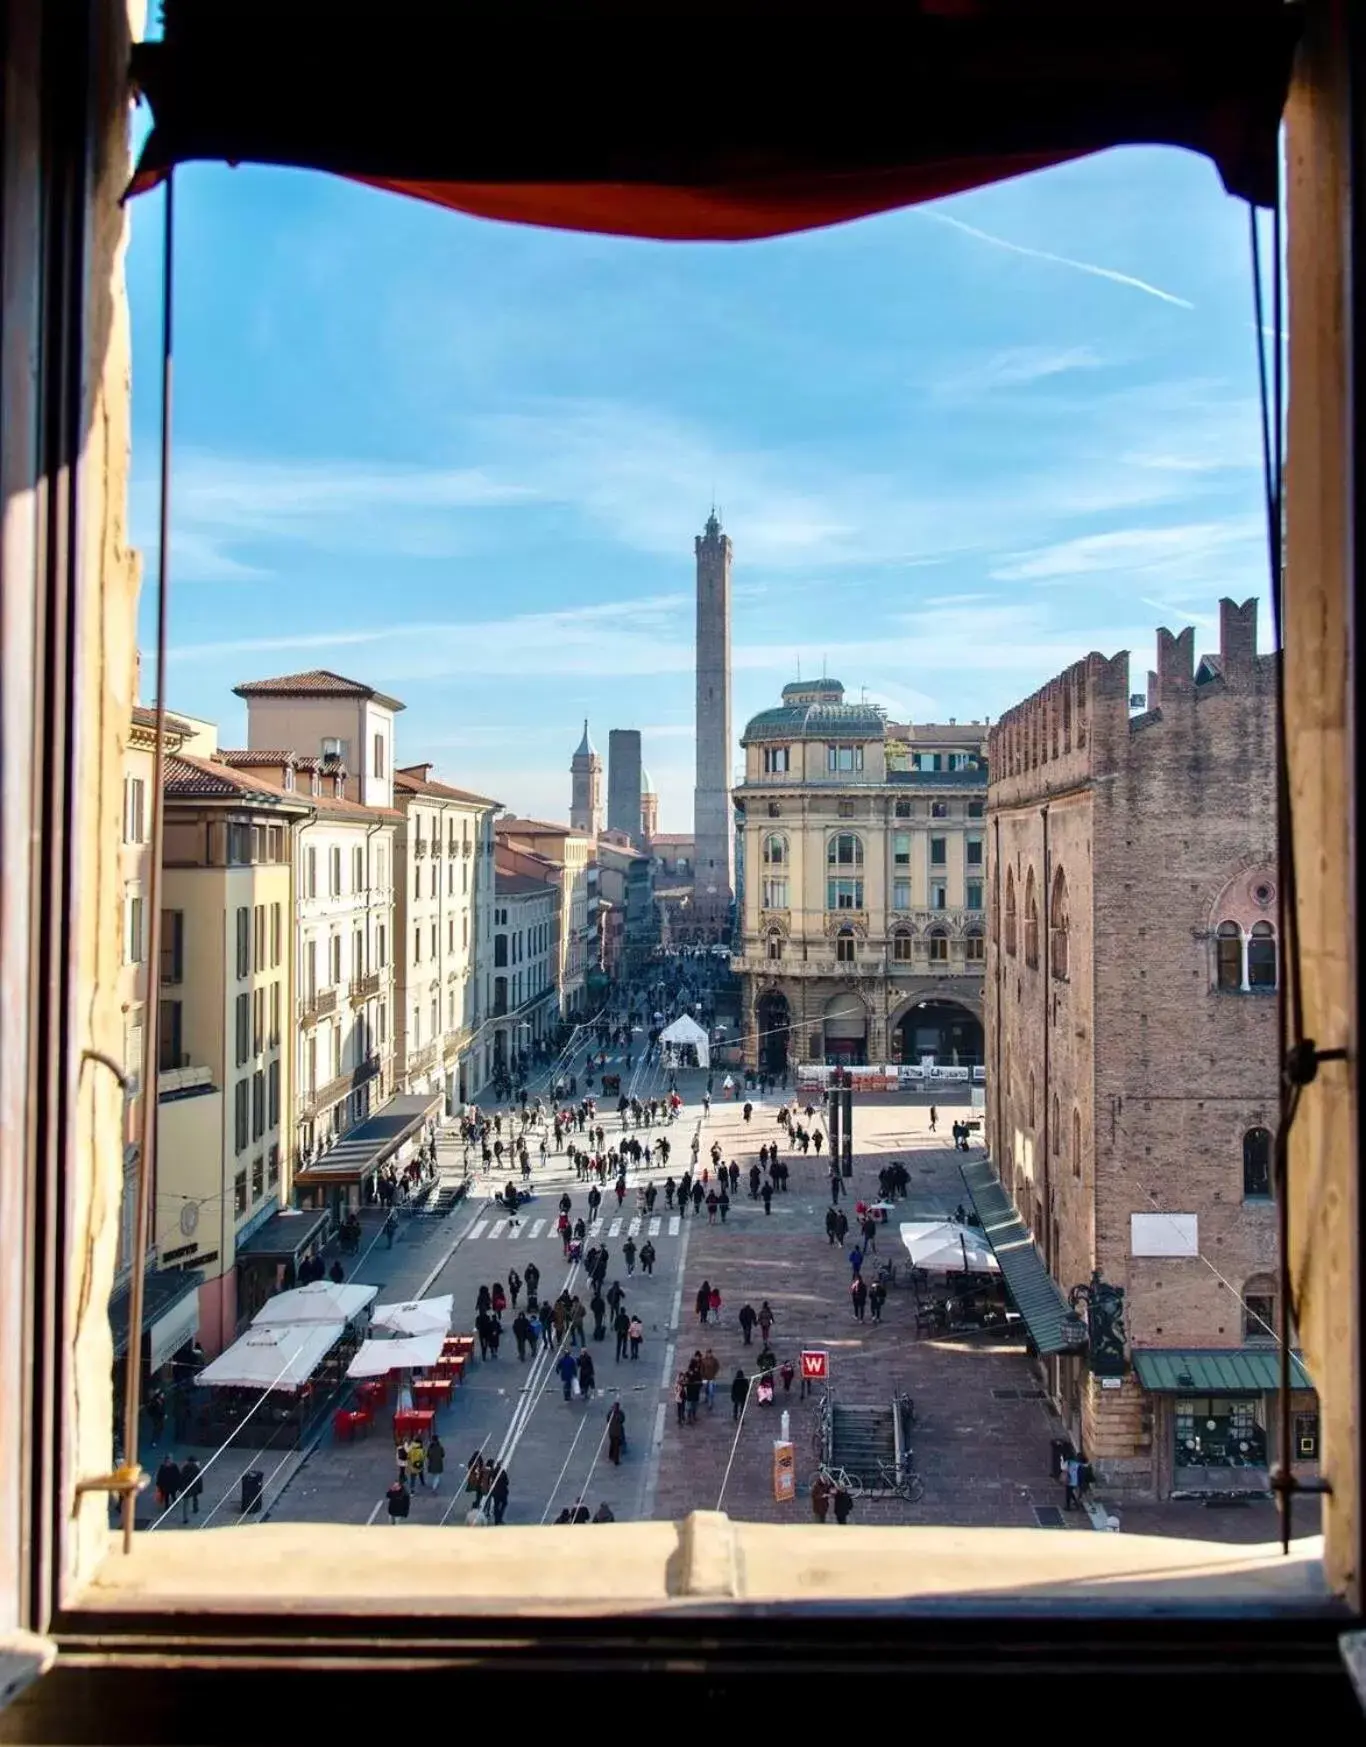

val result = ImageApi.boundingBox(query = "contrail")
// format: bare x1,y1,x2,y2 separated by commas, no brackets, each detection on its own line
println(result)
923,210,1195,310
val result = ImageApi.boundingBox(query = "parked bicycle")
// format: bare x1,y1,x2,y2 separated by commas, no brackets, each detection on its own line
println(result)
814,1456,924,1503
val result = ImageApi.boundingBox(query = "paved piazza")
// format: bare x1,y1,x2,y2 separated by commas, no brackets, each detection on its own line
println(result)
140,1067,1296,1543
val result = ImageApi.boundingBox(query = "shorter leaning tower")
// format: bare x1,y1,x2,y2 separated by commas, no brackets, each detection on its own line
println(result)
570,720,604,836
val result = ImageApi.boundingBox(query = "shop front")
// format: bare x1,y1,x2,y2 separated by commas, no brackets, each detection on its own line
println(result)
234,1206,331,1327
294,1091,443,1220
1133,1349,1318,1498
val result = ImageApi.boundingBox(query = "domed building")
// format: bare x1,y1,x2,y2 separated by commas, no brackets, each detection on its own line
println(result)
733,679,988,1075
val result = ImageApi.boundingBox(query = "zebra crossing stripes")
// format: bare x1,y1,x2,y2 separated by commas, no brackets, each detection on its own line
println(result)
467,1219,488,1240
526,1218,545,1240
488,1218,507,1240
607,1218,622,1237
461,1212,684,1243
668,1215,681,1236
648,1217,661,1236
627,1217,641,1237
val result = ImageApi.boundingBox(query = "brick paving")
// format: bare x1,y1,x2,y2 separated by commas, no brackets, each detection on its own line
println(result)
651,1095,1087,1529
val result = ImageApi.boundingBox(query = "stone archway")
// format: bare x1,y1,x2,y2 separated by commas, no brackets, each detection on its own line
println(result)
755,988,791,1075
823,991,868,1065
893,997,983,1067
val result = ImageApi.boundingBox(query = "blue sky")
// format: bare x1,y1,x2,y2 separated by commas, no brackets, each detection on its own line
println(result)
129,143,1275,831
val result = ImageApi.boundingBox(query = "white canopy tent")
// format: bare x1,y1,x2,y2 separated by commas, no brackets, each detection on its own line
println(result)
198,1322,345,1390
346,1331,447,1378
899,1220,1000,1274
659,1013,710,1070
252,1279,378,1327
371,1294,453,1337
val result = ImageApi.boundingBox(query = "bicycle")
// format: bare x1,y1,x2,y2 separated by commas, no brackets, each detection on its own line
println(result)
814,1463,864,1499
871,1457,925,1502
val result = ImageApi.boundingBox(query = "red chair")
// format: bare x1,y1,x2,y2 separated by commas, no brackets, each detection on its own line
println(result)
333,1408,371,1442
393,1408,435,1443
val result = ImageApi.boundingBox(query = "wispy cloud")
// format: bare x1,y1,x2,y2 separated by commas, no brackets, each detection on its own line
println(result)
932,344,1105,401
922,209,1195,309
991,518,1262,585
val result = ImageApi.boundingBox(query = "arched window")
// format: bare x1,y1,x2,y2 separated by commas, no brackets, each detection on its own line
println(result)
1243,1126,1273,1198
928,928,948,962
1049,866,1069,979
836,928,856,964
1242,1274,1278,1343
1028,1070,1036,1128
1024,868,1039,968
1247,921,1278,990
964,930,984,963
1004,869,1017,957
827,833,864,867
892,930,913,962
1215,921,1243,990
1051,1092,1060,1152
766,929,784,962
1072,1107,1081,1179
762,833,789,866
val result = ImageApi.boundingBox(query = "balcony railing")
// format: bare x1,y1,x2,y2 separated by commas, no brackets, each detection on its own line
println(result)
349,970,381,1002
300,986,338,1023
407,1041,438,1076
300,1052,380,1120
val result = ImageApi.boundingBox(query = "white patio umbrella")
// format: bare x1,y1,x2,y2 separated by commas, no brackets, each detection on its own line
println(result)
253,1279,378,1327
899,1220,999,1274
346,1331,447,1377
371,1294,453,1337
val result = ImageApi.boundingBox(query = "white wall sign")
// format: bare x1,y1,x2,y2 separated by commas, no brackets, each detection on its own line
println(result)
1130,1213,1198,1258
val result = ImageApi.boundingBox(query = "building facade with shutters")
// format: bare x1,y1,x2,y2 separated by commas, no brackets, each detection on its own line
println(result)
495,818,593,1019
982,598,1313,1498
231,671,405,1214
392,764,500,1111
156,745,311,1352
490,868,559,1080
731,679,988,1074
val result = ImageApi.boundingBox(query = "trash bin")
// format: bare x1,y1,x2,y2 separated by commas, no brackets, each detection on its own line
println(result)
240,1469,264,1515
1050,1438,1074,1478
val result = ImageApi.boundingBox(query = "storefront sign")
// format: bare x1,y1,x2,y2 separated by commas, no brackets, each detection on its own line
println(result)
772,1439,795,1502
800,1349,829,1382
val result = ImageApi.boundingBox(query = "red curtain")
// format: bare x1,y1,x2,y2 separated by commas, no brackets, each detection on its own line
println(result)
128,3,1299,239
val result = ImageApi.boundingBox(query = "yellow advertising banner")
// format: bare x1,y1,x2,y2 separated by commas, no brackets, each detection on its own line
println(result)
772,1439,795,1502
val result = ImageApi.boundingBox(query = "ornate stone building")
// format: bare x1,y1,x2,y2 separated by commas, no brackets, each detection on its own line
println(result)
980,598,1312,1499
732,679,987,1074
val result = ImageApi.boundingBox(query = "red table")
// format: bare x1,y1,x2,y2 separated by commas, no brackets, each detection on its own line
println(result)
393,1408,435,1442
333,1408,371,1442
411,1379,453,1412
356,1379,389,1411
433,1355,467,1384
443,1336,474,1359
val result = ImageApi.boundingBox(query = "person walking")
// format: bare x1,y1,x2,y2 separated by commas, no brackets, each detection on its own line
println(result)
757,1300,775,1343
869,1279,887,1324
557,1349,578,1402
407,1437,427,1488
577,1348,596,1402
684,1369,702,1423
708,1285,722,1324
386,1477,411,1523
730,1369,749,1421
701,1347,720,1410
613,1305,631,1362
825,1206,839,1245
427,1435,446,1493
178,1456,202,1522
695,1281,711,1326
738,1302,757,1345
490,1463,510,1526
851,1275,868,1322
929,1104,938,1133
833,1482,854,1525
628,1314,644,1360
507,1267,522,1308
607,1401,626,1466
810,1471,832,1523
155,1453,182,1513
761,1179,773,1215
622,1235,637,1275
640,1238,656,1276
849,1244,864,1277
675,1372,688,1426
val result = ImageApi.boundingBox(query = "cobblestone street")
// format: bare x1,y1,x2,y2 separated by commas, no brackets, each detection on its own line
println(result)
650,1092,1088,1529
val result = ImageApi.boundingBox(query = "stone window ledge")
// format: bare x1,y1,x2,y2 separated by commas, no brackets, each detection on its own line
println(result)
66,1514,1331,1620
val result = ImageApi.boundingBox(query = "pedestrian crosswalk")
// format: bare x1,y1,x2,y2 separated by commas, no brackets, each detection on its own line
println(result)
462,1210,686,1242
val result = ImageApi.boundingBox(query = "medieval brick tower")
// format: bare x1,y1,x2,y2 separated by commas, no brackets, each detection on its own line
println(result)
570,719,603,836
693,512,734,938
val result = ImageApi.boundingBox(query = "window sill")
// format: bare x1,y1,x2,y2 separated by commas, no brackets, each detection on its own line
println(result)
64,1513,1332,1624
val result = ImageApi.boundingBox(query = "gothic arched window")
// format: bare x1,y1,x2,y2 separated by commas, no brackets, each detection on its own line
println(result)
1243,1126,1273,1198
1004,868,1017,957
762,833,789,866
1050,866,1069,979
1024,868,1040,968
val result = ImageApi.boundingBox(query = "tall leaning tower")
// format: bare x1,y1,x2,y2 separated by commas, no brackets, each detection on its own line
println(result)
570,720,604,836
693,512,734,939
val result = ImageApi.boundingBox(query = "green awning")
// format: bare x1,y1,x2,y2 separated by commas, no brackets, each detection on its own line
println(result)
959,1156,1083,1358
1133,1349,1314,1394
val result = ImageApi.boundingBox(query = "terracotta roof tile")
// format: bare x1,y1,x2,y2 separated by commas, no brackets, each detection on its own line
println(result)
394,768,499,807
233,669,405,711
217,748,297,767
131,704,194,737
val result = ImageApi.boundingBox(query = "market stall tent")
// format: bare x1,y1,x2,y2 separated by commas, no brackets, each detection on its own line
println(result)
900,1220,1000,1275
252,1279,378,1327
198,1323,346,1390
659,1014,710,1070
346,1331,448,1378
371,1295,453,1338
